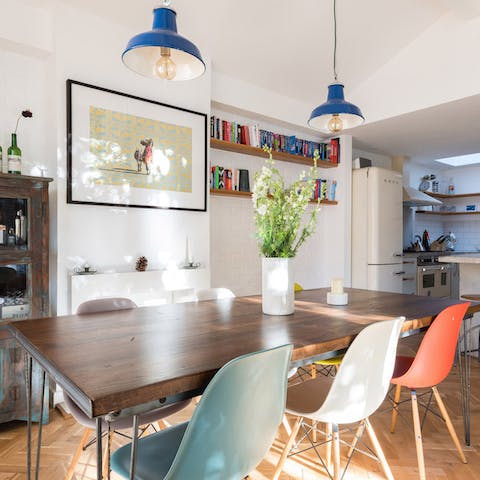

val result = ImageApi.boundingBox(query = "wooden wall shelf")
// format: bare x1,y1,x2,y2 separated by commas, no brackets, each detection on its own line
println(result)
428,192,480,199
417,211,480,216
210,138,338,169
210,188,338,205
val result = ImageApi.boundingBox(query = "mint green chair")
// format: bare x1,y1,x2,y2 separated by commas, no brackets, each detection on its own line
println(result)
111,344,293,480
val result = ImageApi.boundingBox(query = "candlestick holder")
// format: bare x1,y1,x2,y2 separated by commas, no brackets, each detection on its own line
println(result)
327,291,348,305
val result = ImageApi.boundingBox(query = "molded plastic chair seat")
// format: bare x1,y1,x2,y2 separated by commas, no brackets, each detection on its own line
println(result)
63,394,190,430
194,287,235,301
273,318,404,480
111,422,188,479
390,302,470,480
111,344,293,480
64,297,192,480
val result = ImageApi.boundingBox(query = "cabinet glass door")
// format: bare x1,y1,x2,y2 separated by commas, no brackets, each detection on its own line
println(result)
0,198,28,250
0,264,30,320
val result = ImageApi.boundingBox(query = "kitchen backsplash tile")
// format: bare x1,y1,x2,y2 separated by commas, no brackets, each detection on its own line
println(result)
414,213,480,252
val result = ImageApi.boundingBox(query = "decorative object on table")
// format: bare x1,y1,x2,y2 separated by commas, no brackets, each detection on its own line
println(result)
327,277,348,305
122,0,205,81
183,235,200,268
66,80,207,211
253,146,320,315
8,109,32,175
73,263,97,275
135,256,148,272
308,0,364,134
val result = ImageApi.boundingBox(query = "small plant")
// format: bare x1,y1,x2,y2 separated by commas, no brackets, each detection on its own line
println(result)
252,146,321,258
15,110,33,133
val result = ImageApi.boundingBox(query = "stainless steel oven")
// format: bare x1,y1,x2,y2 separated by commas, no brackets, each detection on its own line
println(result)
416,263,451,297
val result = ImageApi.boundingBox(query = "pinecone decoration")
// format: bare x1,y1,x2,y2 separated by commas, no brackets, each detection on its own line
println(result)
135,256,148,272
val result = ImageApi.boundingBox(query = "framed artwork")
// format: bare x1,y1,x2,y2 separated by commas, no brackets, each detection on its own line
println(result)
66,80,207,211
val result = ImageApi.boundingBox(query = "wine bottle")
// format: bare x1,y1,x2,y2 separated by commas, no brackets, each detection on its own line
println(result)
0,145,3,173
7,134,21,175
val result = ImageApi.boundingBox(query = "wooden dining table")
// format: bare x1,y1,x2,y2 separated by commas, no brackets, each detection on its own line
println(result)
8,287,480,480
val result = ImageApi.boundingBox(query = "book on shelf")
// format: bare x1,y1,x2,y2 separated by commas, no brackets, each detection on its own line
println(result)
210,164,250,192
210,115,339,163
313,179,337,202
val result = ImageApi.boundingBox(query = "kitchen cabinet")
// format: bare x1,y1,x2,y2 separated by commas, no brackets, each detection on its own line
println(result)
0,173,52,424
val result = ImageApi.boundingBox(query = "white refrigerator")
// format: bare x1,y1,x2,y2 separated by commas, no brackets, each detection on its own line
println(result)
352,167,404,293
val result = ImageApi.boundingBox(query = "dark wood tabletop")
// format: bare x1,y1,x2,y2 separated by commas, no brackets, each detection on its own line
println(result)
8,288,480,418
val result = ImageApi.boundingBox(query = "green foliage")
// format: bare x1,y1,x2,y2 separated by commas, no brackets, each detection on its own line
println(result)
252,146,321,258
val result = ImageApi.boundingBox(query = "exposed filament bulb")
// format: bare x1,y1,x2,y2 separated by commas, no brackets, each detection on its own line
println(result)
155,47,176,80
328,114,343,134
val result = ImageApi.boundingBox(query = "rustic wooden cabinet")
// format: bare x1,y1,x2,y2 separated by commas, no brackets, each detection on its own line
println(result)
0,173,52,424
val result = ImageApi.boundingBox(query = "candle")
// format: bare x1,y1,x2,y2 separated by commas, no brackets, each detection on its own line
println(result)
186,236,193,264
331,278,344,295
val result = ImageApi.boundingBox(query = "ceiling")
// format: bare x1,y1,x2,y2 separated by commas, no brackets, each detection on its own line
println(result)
28,0,480,166
353,94,480,166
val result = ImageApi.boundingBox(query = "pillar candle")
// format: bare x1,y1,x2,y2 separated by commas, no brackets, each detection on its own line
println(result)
331,278,344,295
186,236,193,264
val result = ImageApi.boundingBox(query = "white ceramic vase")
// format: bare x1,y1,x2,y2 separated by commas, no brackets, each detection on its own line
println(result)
262,257,294,315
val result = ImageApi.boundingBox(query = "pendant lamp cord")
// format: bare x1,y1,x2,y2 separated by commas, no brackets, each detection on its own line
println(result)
333,0,338,82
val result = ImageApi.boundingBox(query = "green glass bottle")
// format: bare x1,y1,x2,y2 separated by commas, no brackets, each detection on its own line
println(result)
7,134,21,175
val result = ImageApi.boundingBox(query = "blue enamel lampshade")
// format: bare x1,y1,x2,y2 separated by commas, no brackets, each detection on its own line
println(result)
308,83,364,133
122,7,205,81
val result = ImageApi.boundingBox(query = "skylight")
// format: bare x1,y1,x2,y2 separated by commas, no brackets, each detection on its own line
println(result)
435,153,480,167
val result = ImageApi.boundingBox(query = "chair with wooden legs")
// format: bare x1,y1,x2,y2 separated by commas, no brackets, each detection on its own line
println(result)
194,287,235,301
64,297,191,480
273,317,404,480
111,344,293,480
390,302,470,480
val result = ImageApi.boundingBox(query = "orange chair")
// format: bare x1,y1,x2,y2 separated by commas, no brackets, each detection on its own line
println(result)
390,302,470,480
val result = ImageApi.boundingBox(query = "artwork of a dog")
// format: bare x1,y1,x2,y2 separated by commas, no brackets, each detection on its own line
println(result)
134,138,153,174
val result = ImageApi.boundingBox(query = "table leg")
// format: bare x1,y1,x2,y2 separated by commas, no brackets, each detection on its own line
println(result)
25,354,33,480
458,315,472,446
35,369,46,480
130,414,139,480
96,417,103,480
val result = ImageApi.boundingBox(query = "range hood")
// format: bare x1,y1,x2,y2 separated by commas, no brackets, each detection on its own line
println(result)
403,186,442,207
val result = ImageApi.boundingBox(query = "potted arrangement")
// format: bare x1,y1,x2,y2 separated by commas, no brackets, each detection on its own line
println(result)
252,146,321,315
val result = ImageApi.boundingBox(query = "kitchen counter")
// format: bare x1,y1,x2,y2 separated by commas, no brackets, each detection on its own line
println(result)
439,253,480,355
439,253,480,264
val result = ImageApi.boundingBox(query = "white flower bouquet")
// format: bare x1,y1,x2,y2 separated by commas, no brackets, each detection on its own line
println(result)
252,146,321,258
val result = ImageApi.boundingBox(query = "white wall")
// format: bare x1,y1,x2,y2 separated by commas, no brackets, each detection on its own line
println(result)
0,1,212,315
210,107,352,295
351,12,480,125
52,5,212,314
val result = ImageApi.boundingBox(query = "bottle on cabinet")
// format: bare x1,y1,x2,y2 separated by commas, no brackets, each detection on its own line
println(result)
8,134,21,175
0,145,3,173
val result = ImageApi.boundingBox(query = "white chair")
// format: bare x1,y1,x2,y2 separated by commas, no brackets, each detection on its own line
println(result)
273,317,405,480
194,287,235,301
64,297,191,480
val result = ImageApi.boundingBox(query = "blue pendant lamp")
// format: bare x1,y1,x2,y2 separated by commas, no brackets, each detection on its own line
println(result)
308,0,364,133
122,0,205,81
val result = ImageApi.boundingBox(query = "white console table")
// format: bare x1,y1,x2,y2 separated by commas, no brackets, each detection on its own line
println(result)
70,268,209,314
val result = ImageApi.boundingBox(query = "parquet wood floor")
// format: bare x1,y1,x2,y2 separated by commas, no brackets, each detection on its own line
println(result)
0,335,479,479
